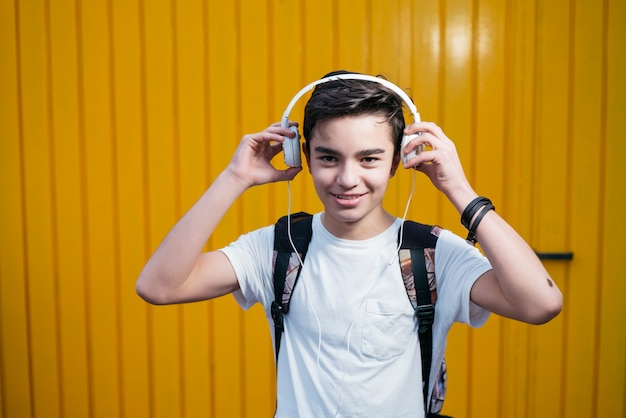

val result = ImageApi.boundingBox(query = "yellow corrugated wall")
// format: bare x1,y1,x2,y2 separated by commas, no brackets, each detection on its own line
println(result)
1,0,625,417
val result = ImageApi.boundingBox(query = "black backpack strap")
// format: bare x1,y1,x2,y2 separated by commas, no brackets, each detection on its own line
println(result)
271,212,313,360
398,221,440,413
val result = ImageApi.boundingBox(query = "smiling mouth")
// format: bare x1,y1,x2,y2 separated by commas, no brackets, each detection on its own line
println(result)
332,193,366,200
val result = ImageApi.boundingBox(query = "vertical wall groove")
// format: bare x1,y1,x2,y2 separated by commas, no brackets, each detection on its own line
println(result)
469,0,478,184
364,0,372,71
136,0,155,416
266,0,277,224
200,1,216,416
73,0,95,415
525,2,539,414
233,0,248,412
264,2,278,403
43,0,65,415
591,0,610,414
499,2,512,415
466,1,479,411
12,0,36,415
105,0,126,414
560,0,576,415
168,1,186,417
331,0,340,68
435,0,446,220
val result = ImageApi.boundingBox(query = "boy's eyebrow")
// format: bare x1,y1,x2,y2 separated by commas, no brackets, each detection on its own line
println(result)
357,148,387,157
313,146,387,157
313,146,339,155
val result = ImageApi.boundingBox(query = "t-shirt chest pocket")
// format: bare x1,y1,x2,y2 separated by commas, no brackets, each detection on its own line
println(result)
361,299,416,361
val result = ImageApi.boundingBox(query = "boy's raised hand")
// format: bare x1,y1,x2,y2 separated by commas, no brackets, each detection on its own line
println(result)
402,122,474,203
226,122,303,189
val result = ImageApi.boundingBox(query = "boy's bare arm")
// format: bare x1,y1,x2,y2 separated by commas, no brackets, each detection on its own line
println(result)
136,123,302,305
136,170,247,304
462,206,562,324
403,122,563,324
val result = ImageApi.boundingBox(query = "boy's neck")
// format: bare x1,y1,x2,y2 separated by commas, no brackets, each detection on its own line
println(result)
320,210,396,240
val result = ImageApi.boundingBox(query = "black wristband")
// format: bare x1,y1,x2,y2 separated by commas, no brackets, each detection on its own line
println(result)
465,203,495,245
461,196,492,230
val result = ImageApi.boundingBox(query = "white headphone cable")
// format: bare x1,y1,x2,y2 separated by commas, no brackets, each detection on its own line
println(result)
390,169,417,265
286,181,336,390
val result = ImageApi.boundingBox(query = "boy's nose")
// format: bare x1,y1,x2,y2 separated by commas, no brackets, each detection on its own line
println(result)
336,163,359,189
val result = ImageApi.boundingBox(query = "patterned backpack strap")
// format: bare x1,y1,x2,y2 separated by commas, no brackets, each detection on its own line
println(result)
398,221,442,414
271,212,313,360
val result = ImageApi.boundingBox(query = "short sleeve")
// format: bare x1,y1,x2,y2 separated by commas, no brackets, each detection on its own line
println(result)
219,225,275,311
435,230,492,327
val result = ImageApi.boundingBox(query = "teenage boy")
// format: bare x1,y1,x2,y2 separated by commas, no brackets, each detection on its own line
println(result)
136,71,562,417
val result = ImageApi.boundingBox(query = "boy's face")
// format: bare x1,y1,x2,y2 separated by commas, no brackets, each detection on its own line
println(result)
304,113,400,239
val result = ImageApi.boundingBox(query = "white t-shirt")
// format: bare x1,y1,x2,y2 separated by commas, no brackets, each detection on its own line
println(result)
220,213,492,418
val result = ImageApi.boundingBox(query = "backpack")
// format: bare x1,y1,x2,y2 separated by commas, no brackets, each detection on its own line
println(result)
270,212,451,417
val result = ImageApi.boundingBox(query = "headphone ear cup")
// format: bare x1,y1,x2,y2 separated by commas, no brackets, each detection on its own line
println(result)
401,133,424,165
283,126,302,167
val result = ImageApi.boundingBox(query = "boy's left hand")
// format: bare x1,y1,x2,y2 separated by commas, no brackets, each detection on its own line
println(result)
402,122,474,202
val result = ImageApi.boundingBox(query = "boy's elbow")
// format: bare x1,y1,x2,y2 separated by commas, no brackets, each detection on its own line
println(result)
527,293,563,325
136,274,171,305
544,296,563,323
136,280,158,305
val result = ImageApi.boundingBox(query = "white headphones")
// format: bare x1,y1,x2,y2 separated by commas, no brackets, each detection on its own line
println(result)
280,73,423,167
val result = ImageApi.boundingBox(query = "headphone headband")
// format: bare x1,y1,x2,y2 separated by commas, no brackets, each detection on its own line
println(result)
280,74,420,128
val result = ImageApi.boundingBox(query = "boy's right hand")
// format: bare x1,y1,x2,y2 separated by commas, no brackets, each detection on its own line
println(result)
225,122,303,189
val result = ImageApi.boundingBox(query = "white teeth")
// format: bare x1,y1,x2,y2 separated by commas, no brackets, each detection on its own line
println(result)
335,194,360,200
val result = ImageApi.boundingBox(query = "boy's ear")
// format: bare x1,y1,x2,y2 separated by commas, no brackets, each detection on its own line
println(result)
390,153,401,177
303,141,311,171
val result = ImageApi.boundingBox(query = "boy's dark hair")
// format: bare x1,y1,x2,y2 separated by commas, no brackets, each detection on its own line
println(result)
302,70,408,154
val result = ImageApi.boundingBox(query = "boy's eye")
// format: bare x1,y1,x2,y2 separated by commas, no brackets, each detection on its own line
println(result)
362,157,378,163
320,155,336,162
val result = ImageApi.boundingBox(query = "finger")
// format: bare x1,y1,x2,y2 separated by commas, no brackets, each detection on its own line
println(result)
246,131,287,145
414,161,435,178
268,120,299,129
404,121,444,138
268,142,285,158
265,125,299,139
402,131,435,161
410,149,440,170
271,166,303,183
402,149,436,169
